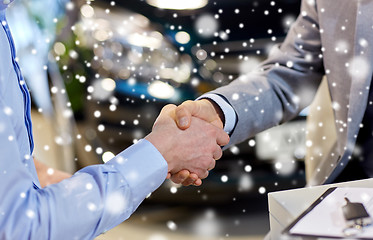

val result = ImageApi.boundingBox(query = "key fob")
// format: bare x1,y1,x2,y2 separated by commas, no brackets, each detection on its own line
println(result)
342,197,372,227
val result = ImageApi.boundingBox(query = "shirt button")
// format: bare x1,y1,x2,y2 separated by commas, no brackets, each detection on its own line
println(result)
3,0,10,4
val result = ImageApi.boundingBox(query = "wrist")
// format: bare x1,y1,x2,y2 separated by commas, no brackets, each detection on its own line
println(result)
145,133,174,172
200,98,225,126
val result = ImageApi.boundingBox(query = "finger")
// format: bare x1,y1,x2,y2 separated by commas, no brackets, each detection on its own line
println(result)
161,104,177,114
170,170,190,184
164,104,177,119
216,128,230,146
189,173,199,181
199,170,209,179
181,174,198,186
212,145,223,161
175,100,196,130
193,178,202,186
208,158,217,171
154,104,177,127
166,173,171,179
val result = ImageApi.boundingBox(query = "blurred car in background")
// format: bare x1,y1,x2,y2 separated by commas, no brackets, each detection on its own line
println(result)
54,0,307,203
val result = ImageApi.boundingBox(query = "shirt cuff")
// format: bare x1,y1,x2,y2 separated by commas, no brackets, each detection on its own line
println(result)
106,139,168,203
197,93,237,134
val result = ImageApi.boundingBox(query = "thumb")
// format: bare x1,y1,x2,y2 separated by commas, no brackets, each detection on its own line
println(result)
175,99,224,130
175,100,197,130
153,104,177,128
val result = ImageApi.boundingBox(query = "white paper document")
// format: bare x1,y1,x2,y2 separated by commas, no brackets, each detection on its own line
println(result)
286,187,373,238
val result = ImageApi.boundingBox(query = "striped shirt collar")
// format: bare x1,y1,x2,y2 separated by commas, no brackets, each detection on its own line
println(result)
0,0,14,10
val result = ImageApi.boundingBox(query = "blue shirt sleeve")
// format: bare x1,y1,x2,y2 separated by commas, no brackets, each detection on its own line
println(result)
0,6,168,239
0,101,168,239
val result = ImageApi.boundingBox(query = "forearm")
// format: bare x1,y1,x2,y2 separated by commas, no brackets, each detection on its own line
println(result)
34,158,72,188
208,1,324,145
1,140,167,240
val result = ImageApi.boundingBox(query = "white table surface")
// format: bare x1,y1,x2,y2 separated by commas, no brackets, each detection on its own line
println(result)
267,178,373,239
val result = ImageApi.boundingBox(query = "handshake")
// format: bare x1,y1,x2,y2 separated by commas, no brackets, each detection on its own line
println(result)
145,99,229,186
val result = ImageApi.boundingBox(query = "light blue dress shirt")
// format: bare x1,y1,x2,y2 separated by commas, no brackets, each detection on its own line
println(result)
0,2,168,239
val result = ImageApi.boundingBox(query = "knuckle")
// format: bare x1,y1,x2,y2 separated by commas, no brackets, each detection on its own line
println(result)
195,169,204,178
217,145,223,153
202,158,213,169
171,177,181,184
208,126,218,137
176,102,192,116
210,160,216,168
183,100,194,106
225,135,230,143
165,104,177,110
175,103,184,111
185,178,195,186
209,143,217,152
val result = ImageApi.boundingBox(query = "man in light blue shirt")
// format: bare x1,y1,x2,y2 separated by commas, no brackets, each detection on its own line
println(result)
0,1,229,239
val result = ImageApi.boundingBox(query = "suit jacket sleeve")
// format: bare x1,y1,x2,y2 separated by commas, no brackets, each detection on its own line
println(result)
208,0,325,146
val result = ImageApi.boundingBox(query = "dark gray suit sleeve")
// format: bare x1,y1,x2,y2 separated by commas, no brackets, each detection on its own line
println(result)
208,0,325,146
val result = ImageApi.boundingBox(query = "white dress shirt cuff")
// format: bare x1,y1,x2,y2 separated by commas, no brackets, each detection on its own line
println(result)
197,93,237,134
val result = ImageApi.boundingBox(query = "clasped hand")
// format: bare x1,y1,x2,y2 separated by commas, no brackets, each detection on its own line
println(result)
146,99,227,186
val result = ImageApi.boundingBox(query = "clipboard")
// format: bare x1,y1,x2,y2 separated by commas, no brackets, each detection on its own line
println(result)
282,187,373,239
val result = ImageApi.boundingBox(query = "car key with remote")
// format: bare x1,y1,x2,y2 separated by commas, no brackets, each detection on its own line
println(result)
342,197,372,237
